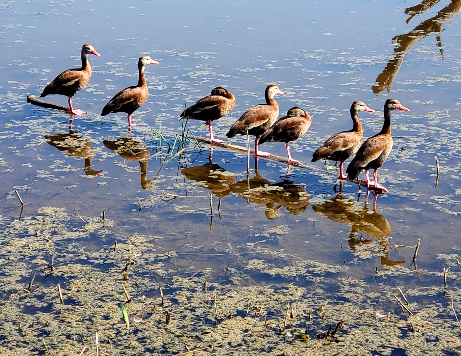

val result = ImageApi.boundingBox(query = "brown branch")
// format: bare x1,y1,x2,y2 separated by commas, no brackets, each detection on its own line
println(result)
27,95,81,114
197,137,386,192
197,137,311,169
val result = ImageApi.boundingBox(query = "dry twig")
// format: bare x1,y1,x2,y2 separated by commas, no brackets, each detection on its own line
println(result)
394,295,413,315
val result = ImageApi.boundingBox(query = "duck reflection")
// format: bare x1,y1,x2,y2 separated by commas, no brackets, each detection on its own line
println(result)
181,160,236,201
373,0,461,94
103,134,155,189
312,192,404,266
45,129,102,177
181,157,236,229
230,161,309,219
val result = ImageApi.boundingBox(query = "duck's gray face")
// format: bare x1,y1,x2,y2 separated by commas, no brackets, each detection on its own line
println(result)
83,44,100,56
140,56,159,66
386,99,409,112
267,85,284,99
354,101,374,113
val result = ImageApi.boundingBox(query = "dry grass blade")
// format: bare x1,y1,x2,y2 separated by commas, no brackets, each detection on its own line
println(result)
397,287,409,305
95,331,99,356
451,296,461,333
57,284,64,304
394,295,413,315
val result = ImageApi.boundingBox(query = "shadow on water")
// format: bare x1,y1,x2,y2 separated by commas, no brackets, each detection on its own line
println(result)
373,0,461,94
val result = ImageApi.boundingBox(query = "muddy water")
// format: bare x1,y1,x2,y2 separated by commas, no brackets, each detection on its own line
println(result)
2,0,461,354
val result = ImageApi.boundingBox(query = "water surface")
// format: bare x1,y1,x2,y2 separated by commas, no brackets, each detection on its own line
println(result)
2,0,461,354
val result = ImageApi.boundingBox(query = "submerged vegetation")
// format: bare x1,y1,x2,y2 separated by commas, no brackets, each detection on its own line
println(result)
2,207,461,355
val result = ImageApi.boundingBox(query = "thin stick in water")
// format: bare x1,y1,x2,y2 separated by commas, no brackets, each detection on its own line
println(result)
397,287,409,305
435,156,440,188
394,295,413,315
123,285,131,303
26,273,36,294
444,267,448,288
451,296,461,333
214,293,218,321
413,238,421,262
15,190,24,206
57,284,64,304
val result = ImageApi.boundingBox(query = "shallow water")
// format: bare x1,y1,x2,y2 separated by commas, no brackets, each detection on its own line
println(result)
2,0,461,354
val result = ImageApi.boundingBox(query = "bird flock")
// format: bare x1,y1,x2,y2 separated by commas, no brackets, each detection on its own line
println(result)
36,44,410,194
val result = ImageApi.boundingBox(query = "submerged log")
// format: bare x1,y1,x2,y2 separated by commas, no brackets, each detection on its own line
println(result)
196,137,386,193
27,95,85,115
197,137,311,169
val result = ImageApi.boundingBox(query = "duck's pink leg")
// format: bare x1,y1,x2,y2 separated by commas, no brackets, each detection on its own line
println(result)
338,162,347,180
68,97,86,116
127,114,137,127
207,120,223,143
254,137,270,157
372,170,388,193
365,170,373,188
286,143,299,164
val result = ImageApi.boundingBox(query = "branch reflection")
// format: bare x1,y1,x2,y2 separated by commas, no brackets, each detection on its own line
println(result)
230,160,309,220
372,0,461,94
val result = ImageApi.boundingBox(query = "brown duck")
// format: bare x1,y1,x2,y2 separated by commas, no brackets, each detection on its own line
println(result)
40,44,100,116
181,87,235,143
226,84,283,156
312,101,374,179
259,106,311,163
101,56,159,127
346,99,409,192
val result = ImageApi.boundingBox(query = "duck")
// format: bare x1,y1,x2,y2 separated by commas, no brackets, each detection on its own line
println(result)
226,84,283,156
181,87,235,143
40,44,100,116
259,106,311,163
312,101,375,179
101,56,159,127
346,98,409,193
